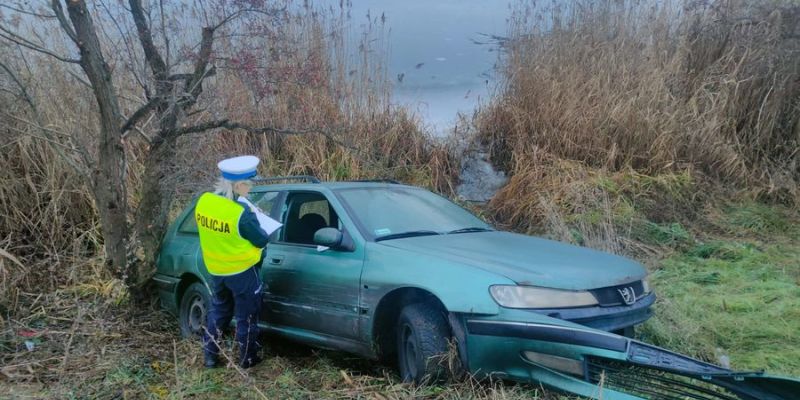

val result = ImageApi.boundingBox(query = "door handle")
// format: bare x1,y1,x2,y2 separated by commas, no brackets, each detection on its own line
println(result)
268,255,284,265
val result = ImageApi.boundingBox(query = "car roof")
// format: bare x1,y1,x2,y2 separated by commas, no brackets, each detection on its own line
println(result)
250,181,420,192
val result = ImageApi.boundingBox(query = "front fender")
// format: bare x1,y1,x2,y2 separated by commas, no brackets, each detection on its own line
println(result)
362,243,510,315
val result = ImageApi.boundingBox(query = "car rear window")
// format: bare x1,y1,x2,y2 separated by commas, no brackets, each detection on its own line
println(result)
178,208,198,234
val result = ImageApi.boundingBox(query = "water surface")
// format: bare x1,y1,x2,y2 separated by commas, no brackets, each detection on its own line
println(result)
349,1,512,134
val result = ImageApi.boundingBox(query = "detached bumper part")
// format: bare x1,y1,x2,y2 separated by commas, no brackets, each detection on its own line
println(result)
465,319,800,400
590,342,800,400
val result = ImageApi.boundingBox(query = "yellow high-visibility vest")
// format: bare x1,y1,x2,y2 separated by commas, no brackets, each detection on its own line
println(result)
195,193,262,276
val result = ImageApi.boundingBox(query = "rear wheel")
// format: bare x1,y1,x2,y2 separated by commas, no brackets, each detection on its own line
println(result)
396,303,451,384
179,282,210,339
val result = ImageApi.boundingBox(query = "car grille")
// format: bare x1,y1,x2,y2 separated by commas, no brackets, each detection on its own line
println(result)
586,357,746,400
590,280,647,306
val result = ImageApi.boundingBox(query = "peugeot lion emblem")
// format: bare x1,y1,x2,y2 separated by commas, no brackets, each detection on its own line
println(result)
618,287,636,305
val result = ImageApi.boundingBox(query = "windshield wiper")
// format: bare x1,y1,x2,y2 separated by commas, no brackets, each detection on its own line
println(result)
447,227,494,234
375,230,440,242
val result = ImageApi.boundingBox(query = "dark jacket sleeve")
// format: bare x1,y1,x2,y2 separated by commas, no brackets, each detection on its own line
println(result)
237,204,269,248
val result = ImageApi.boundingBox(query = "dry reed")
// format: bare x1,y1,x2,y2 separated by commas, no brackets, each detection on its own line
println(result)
477,0,799,252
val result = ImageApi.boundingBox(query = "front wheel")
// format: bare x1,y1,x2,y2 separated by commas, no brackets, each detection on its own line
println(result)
179,282,210,339
396,303,451,384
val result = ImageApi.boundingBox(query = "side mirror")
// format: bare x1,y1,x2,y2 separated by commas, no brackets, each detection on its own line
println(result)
313,227,343,248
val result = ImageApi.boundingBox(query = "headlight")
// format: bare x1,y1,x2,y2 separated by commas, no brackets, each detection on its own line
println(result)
489,285,598,309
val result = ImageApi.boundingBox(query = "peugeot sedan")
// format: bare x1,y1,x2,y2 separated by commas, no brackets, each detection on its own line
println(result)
154,179,799,399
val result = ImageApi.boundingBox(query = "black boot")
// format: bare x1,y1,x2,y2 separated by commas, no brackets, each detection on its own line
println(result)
239,355,262,369
204,354,220,369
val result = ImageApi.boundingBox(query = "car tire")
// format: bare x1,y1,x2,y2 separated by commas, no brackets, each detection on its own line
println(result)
179,282,210,339
396,302,451,384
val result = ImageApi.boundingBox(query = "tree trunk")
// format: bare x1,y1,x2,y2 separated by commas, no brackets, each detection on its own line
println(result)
127,5,216,296
65,0,130,279
132,134,178,291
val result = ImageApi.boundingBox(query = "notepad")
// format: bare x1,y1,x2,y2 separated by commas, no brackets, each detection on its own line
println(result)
238,197,283,235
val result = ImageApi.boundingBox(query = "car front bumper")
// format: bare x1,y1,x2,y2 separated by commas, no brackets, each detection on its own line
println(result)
454,312,800,400
530,292,656,332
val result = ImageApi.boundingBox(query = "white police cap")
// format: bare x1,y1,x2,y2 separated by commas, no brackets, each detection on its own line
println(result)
218,155,260,181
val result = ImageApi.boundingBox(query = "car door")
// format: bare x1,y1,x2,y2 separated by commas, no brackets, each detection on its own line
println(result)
262,190,365,340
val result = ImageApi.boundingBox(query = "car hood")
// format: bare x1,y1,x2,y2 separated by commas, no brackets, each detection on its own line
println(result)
378,231,645,290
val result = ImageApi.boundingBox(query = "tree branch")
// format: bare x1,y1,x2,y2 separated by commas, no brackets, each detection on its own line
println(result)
183,27,215,106
168,120,362,154
159,0,170,70
97,0,147,92
0,4,56,19
128,0,167,78
169,119,315,136
0,27,80,63
50,0,78,44
180,6,286,106
121,97,159,133
0,59,36,112
66,69,92,89
210,7,286,31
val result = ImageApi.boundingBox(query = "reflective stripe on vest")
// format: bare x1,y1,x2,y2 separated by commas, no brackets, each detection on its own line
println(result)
195,193,262,276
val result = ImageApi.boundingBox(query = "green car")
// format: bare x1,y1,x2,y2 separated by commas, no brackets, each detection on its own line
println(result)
154,178,799,399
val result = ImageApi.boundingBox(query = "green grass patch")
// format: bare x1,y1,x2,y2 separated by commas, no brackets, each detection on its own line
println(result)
639,237,800,376
718,202,791,235
635,222,693,247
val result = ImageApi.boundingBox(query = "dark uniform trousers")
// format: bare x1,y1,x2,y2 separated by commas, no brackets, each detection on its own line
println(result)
203,266,262,364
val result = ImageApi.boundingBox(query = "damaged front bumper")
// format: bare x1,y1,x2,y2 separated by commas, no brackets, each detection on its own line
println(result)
531,292,655,333
454,313,800,400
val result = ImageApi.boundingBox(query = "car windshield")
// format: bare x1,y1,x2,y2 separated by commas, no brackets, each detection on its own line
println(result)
336,187,491,240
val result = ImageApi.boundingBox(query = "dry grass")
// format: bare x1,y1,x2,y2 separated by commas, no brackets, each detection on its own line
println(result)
0,128,101,305
0,282,553,399
479,0,800,211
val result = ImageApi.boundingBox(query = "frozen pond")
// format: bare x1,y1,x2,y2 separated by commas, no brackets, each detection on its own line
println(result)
348,1,512,201
349,0,512,135
349,1,511,201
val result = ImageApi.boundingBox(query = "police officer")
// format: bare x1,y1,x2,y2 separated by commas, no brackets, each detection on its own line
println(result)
196,155,269,369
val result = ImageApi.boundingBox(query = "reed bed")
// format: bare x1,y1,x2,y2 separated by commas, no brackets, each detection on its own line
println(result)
479,0,800,238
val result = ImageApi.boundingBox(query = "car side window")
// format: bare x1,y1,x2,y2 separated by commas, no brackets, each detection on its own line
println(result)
280,192,340,245
178,207,198,234
179,192,279,236
300,200,330,225
248,191,280,217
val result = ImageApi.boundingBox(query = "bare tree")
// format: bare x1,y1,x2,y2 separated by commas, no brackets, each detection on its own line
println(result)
0,0,307,298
